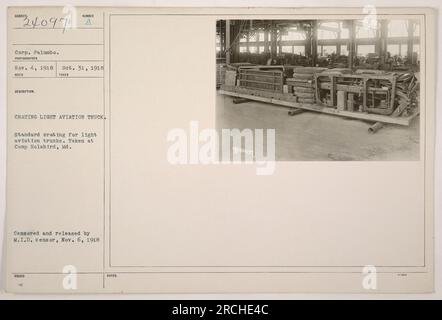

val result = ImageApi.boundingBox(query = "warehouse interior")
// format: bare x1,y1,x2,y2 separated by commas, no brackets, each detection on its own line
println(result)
216,19,420,160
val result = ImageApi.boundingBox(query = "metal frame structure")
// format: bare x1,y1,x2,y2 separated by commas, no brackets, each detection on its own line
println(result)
219,84,419,126
217,19,420,69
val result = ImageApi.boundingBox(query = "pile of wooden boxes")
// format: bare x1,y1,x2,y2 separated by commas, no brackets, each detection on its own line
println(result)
286,67,326,104
238,68,284,92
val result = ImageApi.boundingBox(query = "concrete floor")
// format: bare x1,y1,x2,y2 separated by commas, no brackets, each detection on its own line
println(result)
216,94,420,161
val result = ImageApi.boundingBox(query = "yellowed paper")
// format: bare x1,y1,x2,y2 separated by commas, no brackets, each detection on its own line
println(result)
4,6,436,293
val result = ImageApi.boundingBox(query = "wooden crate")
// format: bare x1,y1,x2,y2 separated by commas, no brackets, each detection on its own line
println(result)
224,70,237,86
238,69,284,92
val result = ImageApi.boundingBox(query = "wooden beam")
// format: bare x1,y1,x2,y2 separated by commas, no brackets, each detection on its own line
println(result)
232,97,251,104
225,20,230,64
305,22,312,57
270,21,277,58
219,86,418,126
348,20,355,69
311,20,318,66
317,25,341,33
379,20,388,64
247,39,307,46
264,28,269,53
232,21,240,63
368,122,384,134
288,108,304,116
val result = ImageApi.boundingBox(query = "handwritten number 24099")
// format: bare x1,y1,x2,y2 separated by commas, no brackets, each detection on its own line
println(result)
22,16,71,30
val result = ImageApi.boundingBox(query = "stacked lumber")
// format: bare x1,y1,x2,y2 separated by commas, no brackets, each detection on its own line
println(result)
286,67,326,104
392,73,419,117
238,68,284,92
224,70,237,87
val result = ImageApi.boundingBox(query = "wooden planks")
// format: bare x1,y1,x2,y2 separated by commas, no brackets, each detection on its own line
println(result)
219,86,419,126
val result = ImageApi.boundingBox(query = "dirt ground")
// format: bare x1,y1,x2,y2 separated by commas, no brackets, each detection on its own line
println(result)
216,94,420,161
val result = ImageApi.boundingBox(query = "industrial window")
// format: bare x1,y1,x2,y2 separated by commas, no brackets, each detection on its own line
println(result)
387,44,399,56
258,46,265,53
388,20,409,37
239,46,247,53
340,45,349,56
413,44,420,55
318,29,336,40
293,46,305,55
318,22,338,39
317,22,348,40
318,45,337,56
239,33,247,42
249,46,258,53
413,23,420,37
356,44,375,56
401,44,408,57
216,46,221,53
281,46,292,53
387,44,408,57
413,44,420,61
318,22,338,40
340,23,350,39
249,33,257,42
355,20,378,38
281,29,306,41
258,32,265,41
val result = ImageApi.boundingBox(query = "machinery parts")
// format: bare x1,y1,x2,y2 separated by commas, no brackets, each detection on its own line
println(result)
368,122,384,134
286,67,326,104
218,65,419,127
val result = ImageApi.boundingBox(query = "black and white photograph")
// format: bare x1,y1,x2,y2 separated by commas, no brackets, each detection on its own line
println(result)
216,19,421,160
1,3,438,299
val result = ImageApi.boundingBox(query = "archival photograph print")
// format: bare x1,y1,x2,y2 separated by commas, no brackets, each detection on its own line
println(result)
216,19,421,161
